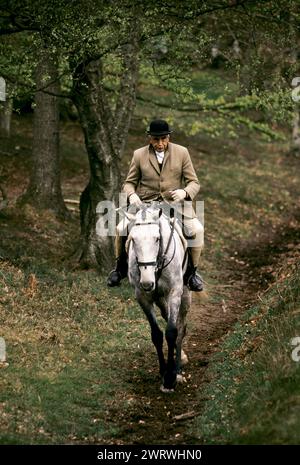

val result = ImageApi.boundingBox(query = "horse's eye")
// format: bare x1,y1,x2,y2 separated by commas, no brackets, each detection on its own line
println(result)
156,238,159,242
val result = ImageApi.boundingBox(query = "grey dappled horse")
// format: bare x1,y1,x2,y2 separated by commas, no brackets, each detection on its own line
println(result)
126,204,191,392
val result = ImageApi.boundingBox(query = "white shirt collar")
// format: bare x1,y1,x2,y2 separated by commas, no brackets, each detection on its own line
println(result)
155,150,164,164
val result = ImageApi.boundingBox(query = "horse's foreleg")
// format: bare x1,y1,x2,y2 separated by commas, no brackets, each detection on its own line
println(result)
162,322,178,391
136,291,166,377
148,314,166,376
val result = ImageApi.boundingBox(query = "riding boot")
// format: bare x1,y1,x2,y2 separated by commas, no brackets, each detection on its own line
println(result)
187,266,204,292
107,235,128,287
183,248,204,292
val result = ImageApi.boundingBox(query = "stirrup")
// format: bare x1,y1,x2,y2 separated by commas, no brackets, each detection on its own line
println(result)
107,254,128,287
187,271,204,292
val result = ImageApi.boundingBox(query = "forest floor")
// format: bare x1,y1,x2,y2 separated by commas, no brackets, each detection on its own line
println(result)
0,115,300,444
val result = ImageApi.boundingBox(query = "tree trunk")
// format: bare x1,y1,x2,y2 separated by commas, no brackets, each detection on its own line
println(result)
72,62,124,270
72,40,138,269
72,87,121,270
19,48,67,217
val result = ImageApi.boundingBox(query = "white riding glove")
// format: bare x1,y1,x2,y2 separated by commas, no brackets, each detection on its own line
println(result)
129,192,143,206
170,189,187,202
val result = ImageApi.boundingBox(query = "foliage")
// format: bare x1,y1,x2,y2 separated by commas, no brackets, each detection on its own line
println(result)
0,32,38,104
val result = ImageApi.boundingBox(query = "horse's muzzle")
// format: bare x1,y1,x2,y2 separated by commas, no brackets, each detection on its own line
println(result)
140,281,155,292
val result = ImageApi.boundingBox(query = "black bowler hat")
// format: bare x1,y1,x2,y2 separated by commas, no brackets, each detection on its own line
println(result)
147,119,172,136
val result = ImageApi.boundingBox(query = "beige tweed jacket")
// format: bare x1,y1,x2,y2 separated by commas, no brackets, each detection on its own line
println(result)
122,143,200,218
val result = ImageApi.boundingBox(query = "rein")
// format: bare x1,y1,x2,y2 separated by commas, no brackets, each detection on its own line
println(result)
155,217,176,282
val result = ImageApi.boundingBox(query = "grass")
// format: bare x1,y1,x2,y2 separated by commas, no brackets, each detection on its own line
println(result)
189,262,300,444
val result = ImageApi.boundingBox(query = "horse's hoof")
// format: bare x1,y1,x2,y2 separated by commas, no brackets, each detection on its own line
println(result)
181,350,189,366
160,385,175,393
176,374,186,383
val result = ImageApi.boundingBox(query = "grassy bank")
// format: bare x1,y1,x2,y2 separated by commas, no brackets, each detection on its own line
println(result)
0,255,152,444
189,259,300,444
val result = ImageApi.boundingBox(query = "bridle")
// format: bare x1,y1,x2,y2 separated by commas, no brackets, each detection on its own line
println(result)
134,221,161,268
132,217,177,282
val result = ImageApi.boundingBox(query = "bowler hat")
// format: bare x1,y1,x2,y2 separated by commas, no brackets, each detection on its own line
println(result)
147,119,172,136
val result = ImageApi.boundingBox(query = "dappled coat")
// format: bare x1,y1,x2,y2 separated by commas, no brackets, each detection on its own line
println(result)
122,142,200,218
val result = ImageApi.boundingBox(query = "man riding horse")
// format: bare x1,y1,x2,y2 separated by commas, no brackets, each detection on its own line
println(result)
107,119,204,292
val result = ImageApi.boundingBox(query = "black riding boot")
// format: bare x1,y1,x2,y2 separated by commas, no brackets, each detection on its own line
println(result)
183,252,204,292
107,255,128,287
187,267,204,292
107,237,128,287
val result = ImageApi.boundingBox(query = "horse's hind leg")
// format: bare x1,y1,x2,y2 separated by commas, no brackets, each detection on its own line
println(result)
176,287,191,381
175,319,187,383
162,291,183,392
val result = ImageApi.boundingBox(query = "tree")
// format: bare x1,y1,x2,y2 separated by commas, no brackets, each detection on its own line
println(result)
18,47,68,217
0,2,69,217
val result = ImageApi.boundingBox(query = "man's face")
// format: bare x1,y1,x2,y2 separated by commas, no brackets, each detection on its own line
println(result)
149,135,169,152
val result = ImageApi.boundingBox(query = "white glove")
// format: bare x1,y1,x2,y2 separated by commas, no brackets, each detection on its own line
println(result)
129,192,143,206
170,189,187,202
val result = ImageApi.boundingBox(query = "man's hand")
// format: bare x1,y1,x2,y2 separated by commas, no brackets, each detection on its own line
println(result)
170,189,187,202
129,192,143,206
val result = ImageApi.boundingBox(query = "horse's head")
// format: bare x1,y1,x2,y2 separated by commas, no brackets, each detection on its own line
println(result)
129,207,162,292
